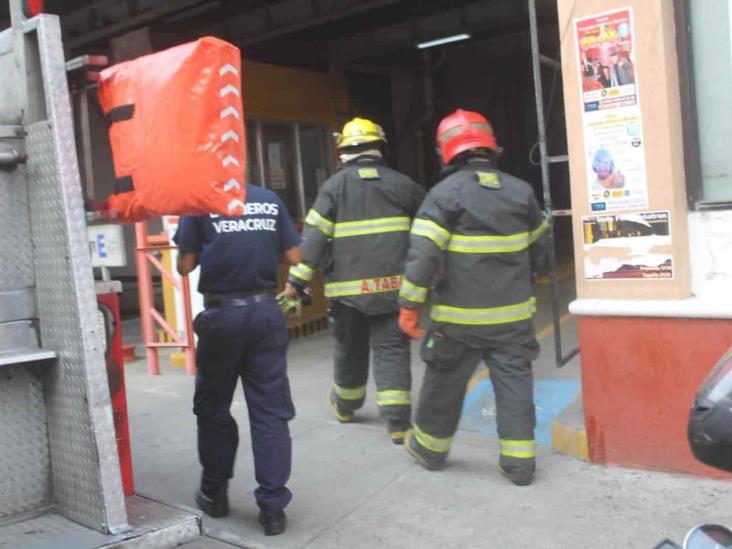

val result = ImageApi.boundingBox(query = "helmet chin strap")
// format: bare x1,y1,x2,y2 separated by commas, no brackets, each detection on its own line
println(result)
339,148,382,165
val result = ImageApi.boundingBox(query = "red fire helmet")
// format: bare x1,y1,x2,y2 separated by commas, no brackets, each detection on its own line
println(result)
436,109,498,166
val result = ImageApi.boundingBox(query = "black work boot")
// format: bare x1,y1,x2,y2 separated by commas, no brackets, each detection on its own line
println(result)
404,428,446,471
328,389,354,423
259,509,287,536
499,463,535,487
387,420,410,445
195,478,229,518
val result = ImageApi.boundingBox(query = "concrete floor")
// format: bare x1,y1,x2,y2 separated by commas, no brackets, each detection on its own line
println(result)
122,277,732,548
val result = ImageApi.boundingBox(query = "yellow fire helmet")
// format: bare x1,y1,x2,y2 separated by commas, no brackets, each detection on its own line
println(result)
333,117,387,149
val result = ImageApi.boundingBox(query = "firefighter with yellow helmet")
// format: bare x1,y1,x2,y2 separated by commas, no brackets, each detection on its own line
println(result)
398,109,550,485
286,117,425,444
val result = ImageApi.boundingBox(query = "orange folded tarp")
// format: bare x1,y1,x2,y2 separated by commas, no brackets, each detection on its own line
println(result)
98,37,246,222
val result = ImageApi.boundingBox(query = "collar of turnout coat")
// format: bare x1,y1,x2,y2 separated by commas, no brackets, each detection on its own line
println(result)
440,155,495,179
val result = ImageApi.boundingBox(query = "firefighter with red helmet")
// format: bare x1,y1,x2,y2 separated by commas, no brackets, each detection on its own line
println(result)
398,109,550,485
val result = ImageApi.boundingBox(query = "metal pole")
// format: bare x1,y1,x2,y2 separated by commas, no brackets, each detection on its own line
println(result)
293,123,307,220
0,143,25,168
9,0,23,28
256,120,267,188
135,221,160,375
77,80,96,203
528,0,578,367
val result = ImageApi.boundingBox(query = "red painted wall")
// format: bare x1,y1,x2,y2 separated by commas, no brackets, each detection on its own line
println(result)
578,316,732,478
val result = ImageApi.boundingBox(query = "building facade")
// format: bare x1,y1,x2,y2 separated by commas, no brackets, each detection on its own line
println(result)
558,0,732,476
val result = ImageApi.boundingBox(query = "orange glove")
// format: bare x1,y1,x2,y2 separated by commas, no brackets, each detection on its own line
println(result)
399,307,425,339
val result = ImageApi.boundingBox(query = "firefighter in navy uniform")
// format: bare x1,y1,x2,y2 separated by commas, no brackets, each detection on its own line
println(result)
398,110,550,485
285,117,425,444
175,184,302,536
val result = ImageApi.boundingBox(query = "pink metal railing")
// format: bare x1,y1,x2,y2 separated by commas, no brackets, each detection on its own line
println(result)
135,221,196,375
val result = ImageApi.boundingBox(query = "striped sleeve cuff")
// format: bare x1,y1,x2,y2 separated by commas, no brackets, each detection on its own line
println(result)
399,278,429,305
289,262,315,284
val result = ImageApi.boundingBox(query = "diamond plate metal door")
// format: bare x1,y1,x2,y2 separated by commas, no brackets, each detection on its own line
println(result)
0,163,35,294
0,364,51,519
23,15,128,534
0,26,35,304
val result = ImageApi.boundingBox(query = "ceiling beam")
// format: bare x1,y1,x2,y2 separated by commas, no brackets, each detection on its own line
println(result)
327,0,557,66
62,0,397,52
64,0,212,48
224,0,399,46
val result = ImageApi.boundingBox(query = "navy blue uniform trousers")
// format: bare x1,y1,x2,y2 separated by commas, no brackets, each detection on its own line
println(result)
193,296,295,512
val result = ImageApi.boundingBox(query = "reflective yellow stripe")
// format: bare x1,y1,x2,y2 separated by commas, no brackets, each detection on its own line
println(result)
325,275,403,298
413,423,452,453
411,218,450,250
477,171,502,189
358,167,380,179
529,218,551,244
446,218,550,254
377,390,411,406
447,232,530,254
438,125,464,143
399,278,428,304
499,439,536,459
334,216,411,238
305,209,334,237
333,384,367,401
289,263,315,283
431,297,536,326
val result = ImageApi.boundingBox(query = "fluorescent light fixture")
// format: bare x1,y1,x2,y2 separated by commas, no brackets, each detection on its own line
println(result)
417,33,471,49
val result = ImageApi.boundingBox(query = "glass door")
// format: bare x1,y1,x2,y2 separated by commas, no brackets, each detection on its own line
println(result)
261,122,300,220
298,124,331,210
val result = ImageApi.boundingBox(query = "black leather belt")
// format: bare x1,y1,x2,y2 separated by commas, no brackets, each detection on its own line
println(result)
204,290,274,309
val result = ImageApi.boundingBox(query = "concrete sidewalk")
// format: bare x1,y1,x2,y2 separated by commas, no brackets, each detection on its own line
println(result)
124,309,732,548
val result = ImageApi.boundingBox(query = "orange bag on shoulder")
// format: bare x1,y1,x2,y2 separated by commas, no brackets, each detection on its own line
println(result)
97,37,246,222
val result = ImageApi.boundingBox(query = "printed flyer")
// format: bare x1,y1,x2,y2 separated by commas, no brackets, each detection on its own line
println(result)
582,211,673,280
575,8,648,212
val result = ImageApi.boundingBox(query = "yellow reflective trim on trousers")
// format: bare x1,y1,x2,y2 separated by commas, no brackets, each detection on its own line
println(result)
333,216,411,238
399,278,428,304
325,275,403,298
289,263,315,283
411,218,450,250
305,209,334,237
377,390,411,406
529,219,551,244
499,439,536,458
447,232,530,254
333,384,367,400
431,297,537,326
413,423,452,453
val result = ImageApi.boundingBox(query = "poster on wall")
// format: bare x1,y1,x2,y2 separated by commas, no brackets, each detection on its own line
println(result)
582,210,673,280
267,143,287,190
575,8,648,213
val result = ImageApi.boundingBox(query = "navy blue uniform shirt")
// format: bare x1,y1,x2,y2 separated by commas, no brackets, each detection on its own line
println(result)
174,185,301,294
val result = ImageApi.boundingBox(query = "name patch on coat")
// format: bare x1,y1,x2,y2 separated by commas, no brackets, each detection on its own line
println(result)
360,275,402,293
358,168,380,180
476,171,502,189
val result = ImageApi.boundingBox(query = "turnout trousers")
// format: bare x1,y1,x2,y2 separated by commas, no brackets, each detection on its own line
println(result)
412,327,539,473
193,296,295,513
329,301,412,424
